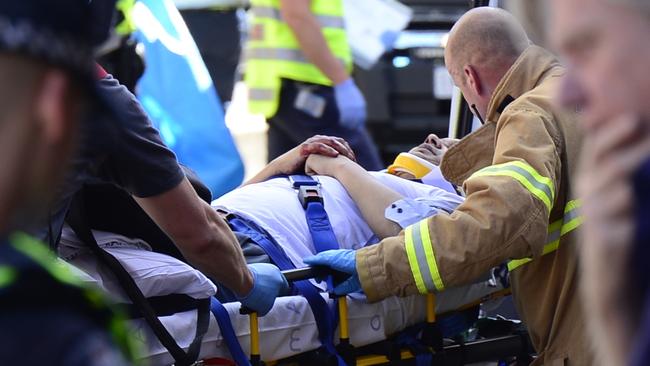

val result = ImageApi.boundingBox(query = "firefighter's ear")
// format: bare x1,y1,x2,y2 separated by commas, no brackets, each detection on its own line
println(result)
464,64,483,96
34,69,77,146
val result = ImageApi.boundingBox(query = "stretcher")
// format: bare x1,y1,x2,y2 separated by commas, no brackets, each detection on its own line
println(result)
64,245,529,366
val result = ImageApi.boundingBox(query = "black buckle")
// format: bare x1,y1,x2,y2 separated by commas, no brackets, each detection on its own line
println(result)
297,185,323,208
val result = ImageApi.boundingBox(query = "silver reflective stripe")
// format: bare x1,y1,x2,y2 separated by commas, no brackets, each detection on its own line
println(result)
547,228,561,244
482,164,554,204
411,224,437,292
246,47,309,63
252,6,345,28
249,88,274,101
564,205,580,222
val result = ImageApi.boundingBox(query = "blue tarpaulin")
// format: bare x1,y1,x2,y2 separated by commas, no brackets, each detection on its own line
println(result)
133,0,244,198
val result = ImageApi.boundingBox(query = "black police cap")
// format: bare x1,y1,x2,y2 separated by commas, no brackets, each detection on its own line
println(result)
0,0,117,80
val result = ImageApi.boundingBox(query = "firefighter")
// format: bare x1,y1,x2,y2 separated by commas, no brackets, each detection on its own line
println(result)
305,7,591,364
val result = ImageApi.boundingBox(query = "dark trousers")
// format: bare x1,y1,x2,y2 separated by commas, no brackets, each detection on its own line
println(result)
180,9,240,103
268,79,384,171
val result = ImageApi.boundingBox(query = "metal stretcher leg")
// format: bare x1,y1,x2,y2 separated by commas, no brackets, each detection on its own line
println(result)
250,312,261,365
422,293,444,351
240,306,262,366
336,296,355,365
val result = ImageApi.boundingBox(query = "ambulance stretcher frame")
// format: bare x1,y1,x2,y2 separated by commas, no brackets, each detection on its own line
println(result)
132,266,529,366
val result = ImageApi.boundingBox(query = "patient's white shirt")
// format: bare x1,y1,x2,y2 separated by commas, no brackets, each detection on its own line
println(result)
213,173,463,268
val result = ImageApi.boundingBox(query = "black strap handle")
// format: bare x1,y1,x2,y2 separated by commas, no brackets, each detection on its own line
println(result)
67,191,209,366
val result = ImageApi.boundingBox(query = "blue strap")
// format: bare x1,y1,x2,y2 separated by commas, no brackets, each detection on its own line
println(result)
289,175,340,254
210,298,252,366
227,215,346,366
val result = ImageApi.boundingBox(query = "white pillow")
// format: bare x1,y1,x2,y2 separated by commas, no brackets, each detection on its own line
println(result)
59,228,217,303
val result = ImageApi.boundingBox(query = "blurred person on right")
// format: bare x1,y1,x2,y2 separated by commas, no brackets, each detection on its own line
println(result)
550,0,650,365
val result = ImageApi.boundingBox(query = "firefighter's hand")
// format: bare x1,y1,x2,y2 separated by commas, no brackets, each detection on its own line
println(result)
238,263,289,315
304,249,361,295
334,78,367,130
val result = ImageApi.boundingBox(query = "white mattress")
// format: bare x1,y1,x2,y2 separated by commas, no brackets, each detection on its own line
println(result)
135,282,501,365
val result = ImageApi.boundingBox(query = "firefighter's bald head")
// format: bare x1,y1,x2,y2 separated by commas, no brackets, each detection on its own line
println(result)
444,7,530,122
445,7,529,82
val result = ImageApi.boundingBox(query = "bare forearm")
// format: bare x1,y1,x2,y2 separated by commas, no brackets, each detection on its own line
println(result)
245,158,284,186
334,161,403,238
280,0,348,84
135,179,253,295
181,205,253,295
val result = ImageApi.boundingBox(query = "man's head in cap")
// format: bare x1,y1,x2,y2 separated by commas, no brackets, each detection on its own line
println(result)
444,7,530,122
0,0,115,233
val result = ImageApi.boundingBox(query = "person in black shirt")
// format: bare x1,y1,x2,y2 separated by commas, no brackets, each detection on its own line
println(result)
36,65,291,316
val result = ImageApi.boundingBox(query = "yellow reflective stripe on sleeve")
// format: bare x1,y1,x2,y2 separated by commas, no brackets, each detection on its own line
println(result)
404,219,445,294
419,220,445,291
471,161,555,212
0,266,16,288
405,225,428,294
560,199,583,235
507,200,582,271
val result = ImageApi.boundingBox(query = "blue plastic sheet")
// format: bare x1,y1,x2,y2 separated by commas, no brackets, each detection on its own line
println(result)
134,0,244,198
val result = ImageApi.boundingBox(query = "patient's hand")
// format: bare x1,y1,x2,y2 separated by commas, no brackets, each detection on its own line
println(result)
279,135,355,174
245,135,355,185
305,154,353,178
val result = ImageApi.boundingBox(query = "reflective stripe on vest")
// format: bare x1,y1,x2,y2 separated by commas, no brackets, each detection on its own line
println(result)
9,232,84,287
0,265,15,288
405,219,445,294
251,6,345,28
470,161,555,212
507,199,583,271
244,0,352,117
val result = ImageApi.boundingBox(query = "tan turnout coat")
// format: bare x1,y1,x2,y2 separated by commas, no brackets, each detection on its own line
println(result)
356,46,591,365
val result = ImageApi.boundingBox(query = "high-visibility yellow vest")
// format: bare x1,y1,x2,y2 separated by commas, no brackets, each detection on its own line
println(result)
244,0,353,118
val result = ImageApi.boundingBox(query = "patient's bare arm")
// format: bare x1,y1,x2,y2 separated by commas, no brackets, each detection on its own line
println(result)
245,135,356,185
305,154,404,239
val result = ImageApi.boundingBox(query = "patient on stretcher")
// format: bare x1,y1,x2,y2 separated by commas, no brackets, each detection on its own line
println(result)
59,135,476,295
56,135,506,364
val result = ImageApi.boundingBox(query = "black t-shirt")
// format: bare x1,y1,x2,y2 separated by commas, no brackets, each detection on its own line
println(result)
35,75,185,247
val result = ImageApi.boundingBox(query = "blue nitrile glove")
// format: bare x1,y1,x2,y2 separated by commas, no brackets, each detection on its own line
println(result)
303,249,361,295
334,78,367,130
238,263,289,315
